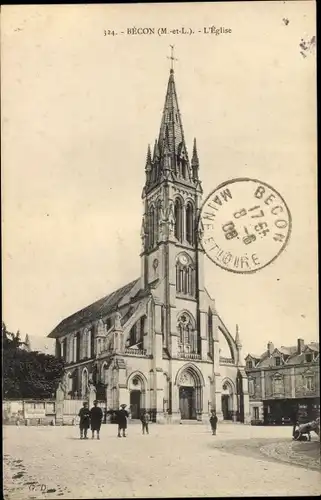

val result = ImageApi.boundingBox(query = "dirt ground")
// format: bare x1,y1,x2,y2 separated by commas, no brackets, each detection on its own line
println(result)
3,423,321,498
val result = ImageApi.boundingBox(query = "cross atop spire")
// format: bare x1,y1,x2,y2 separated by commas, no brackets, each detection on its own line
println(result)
143,52,203,194
167,45,178,73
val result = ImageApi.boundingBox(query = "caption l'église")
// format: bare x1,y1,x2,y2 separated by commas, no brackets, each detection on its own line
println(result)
104,26,232,36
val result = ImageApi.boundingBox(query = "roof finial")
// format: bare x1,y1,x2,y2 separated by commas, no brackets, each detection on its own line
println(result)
152,139,159,161
167,45,178,73
235,324,241,347
145,144,152,171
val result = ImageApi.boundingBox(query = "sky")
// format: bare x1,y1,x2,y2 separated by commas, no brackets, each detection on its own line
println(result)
2,2,317,357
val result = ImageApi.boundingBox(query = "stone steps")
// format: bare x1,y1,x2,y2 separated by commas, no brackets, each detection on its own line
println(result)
128,419,242,425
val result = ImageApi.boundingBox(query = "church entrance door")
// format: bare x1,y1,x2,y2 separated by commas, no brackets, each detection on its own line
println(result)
130,390,141,419
222,394,230,420
179,387,195,420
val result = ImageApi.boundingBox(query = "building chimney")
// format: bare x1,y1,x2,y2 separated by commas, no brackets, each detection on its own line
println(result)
297,338,304,354
267,341,274,356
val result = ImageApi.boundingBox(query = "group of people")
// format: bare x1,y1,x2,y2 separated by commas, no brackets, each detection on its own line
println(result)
78,400,103,439
78,402,218,439
78,402,151,439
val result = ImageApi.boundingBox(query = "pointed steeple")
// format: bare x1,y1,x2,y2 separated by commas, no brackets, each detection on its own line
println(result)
143,57,202,193
191,138,199,180
157,69,190,179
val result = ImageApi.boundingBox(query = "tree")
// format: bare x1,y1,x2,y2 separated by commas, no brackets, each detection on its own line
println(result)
2,323,65,399
2,322,25,349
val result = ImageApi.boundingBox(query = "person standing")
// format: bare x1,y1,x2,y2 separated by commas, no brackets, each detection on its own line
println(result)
90,400,103,440
78,402,90,439
141,411,150,435
209,410,218,436
116,404,129,438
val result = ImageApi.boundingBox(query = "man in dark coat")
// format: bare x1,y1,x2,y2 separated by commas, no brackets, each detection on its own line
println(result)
209,410,218,436
78,402,90,439
116,404,129,438
90,400,103,440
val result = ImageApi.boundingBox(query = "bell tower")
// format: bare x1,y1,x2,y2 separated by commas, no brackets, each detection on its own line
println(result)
140,59,208,358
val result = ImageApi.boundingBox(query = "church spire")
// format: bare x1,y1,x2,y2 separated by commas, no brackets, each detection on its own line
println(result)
143,50,202,193
158,68,188,172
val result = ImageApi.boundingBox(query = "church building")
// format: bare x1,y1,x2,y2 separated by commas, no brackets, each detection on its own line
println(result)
48,64,250,424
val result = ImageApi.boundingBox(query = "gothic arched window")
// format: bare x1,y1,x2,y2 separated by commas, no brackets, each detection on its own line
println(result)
182,160,187,179
174,198,183,242
139,316,145,344
149,206,155,248
73,335,77,363
176,254,195,297
156,199,162,243
90,327,95,358
177,312,198,354
186,202,194,245
76,332,81,362
130,324,137,346
83,329,89,359
178,322,184,344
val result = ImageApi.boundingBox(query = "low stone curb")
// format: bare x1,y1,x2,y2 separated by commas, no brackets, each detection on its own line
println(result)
260,441,321,471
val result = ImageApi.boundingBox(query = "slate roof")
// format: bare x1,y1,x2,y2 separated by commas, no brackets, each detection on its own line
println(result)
307,342,319,352
247,350,269,361
48,278,140,339
246,342,319,368
278,346,298,355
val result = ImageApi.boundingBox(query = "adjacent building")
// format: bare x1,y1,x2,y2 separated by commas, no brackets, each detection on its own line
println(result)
245,339,320,424
48,65,250,424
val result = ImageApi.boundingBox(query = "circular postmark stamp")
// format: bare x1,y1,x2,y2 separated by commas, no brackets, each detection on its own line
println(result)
199,178,292,274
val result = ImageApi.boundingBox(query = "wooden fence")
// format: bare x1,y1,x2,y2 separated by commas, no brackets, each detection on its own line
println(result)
3,398,90,426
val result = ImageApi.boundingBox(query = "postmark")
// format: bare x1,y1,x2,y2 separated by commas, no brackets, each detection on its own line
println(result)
199,178,292,274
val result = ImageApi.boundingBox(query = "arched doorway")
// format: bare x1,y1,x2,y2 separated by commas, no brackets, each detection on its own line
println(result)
130,390,141,419
177,365,203,420
179,386,195,419
128,373,146,419
221,379,234,420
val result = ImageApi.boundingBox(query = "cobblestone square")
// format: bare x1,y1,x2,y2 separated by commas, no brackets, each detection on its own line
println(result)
3,423,320,498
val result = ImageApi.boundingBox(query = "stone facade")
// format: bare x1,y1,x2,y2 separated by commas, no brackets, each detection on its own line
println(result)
48,67,250,424
245,339,320,423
